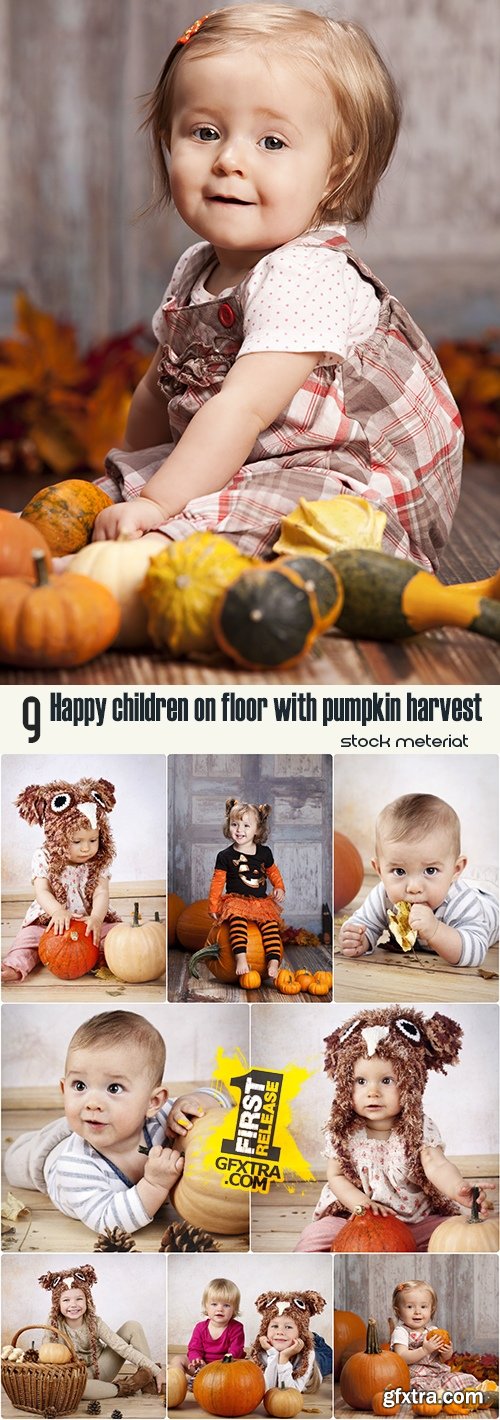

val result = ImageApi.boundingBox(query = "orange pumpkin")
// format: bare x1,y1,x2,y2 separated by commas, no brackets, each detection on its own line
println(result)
168,893,186,947
334,830,364,911
276,967,302,995
307,970,332,995
193,1354,265,1416
294,968,313,990
340,1317,411,1411
176,899,214,952
240,970,261,989
21,478,113,554
332,1207,415,1253
412,1402,443,1417
372,1390,401,1414
166,1366,188,1407
442,1398,475,1416
334,1309,366,1379
0,508,53,576
427,1330,452,1348
0,550,120,667
39,919,99,979
189,921,277,984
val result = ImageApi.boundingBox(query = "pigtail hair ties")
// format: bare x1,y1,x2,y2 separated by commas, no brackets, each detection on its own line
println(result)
176,14,211,45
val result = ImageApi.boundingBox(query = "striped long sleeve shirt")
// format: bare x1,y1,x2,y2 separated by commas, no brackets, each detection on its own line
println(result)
44,1103,173,1234
347,879,498,968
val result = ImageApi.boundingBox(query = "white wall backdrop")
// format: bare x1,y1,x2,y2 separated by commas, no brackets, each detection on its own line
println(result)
2,1003,249,1090
1,1253,165,1360
251,1002,498,1173
1,755,166,888
168,1252,332,1350
334,754,498,872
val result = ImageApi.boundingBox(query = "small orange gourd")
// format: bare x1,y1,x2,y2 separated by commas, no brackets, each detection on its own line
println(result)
427,1330,452,1348
294,968,313,990
38,919,99,979
442,1398,475,1416
0,550,120,668
21,478,113,554
264,1385,303,1417
0,508,53,576
240,970,261,989
307,970,332,995
372,1390,401,1415
276,967,302,995
166,1366,188,1407
412,1401,443,1417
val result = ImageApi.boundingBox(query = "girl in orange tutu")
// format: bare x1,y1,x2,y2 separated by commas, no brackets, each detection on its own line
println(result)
208,798,285,980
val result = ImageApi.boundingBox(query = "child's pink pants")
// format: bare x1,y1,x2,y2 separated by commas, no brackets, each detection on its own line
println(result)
294,1213,452,1253
2,921,117,980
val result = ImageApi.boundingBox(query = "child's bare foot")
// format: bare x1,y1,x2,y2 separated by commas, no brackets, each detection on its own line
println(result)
235,954,249,974
267,959,279,981
1,966,22,982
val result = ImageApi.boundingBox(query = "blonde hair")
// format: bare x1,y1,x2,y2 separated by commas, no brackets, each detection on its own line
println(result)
142,5,401,224
223,797,270,844
66,1011,166,1087
376,794,461,859
392,1281,437,1321
202,1277,241,1316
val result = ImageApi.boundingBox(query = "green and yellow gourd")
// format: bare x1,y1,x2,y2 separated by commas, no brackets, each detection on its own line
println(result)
326,549,500,642
214,555,342,669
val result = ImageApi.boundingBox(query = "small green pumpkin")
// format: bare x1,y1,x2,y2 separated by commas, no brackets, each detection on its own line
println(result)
214,557,340,669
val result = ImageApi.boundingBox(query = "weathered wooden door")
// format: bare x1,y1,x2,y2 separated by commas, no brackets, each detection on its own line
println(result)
168,754,332,932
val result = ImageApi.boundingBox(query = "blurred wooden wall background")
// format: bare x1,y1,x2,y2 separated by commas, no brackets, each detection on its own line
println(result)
0,0,498,346
335,1254,499,1354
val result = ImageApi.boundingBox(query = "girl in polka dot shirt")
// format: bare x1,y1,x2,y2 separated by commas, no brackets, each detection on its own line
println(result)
93,6,462,572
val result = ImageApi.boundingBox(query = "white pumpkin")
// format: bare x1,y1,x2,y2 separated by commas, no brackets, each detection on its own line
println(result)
69,533,168,648
104,903,166,982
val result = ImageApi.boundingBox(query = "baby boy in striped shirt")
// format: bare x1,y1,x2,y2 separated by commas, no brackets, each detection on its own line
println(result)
338,793,498,969
5,1009,227,1235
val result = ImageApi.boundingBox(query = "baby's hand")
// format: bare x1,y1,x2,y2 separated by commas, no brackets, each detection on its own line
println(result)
439,1342,454,1361
281,1338,304,1363
143,1144,183,1193
423,1335,444,1356
187,1359,204,1376
93,497,166,541
168,1095,205,1137
339,922,370,957
454,1181,495,1215
272,888,285,906
408,904,438,942
364,1200,397,1217
84,915,104,946
48,907,72,934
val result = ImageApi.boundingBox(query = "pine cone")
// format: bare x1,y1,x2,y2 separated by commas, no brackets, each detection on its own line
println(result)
86,1404,101,1416
44,1410,57,1418
111,1412,123,1418
159,1220,220,1252
23,1348,39,1362
93,1226,137,1252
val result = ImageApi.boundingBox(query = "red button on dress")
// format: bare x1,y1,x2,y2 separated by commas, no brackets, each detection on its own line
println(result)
218,302,235,328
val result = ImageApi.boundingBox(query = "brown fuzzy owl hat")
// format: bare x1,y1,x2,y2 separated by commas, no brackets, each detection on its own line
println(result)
38,1265,99,1377
251,1290,325,1384
322,1006,463,1218
16,778,119,922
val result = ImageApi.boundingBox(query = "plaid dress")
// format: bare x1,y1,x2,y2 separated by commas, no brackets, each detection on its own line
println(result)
97,232,463,569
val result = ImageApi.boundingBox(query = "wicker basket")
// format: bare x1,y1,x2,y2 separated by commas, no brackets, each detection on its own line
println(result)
1,1324,87,1415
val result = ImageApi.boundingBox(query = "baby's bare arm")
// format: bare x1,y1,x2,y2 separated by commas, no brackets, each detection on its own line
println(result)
136,1145,183,1216
33,878,71,932
123,346,172,451
93,350,323,540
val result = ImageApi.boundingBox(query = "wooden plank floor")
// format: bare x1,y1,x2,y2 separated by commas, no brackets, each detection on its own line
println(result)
251,1162,499,1253
1,886,166,1002
1,1100,249,1254
166,1368,333,1419
334,879,499,1004
169,944,333,1003
1,465,499,686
